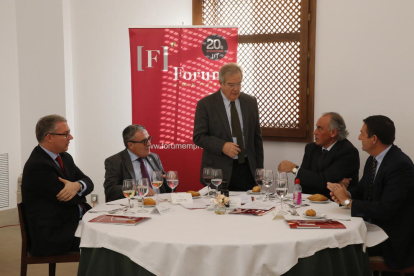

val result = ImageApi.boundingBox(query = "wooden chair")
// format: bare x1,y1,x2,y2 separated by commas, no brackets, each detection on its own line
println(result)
370,256,414,276
17,203,80,276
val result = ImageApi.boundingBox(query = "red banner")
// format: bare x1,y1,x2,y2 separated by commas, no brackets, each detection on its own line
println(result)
129,27,238,192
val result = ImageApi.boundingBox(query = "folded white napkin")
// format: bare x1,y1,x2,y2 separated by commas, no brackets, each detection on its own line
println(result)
365,222,388,247
198,186,216,196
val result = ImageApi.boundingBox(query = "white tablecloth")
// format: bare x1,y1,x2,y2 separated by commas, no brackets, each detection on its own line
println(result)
77,193,386,276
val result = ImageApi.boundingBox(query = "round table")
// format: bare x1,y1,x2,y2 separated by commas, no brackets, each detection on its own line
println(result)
77,193,376,276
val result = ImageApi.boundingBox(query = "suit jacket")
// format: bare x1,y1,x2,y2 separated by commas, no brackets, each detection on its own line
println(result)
21,145,94,256
298,139,360,198
104,149,170,202
350,145,414,269
193,90,264,187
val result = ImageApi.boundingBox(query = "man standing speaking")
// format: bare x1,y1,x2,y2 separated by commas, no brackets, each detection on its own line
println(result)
193,63,264,191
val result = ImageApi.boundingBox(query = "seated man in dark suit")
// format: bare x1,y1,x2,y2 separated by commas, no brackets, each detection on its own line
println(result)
328,115,414,270
278,112,360,197
104,125,170,202
21,114,94,256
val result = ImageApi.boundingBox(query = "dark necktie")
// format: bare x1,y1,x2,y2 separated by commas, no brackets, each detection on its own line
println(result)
55,155,67,177
317,149,328,170
367,157,378,201
230,101,245,163
137,157,150,181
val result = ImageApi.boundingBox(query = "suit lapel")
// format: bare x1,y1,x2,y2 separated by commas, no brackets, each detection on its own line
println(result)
36,146,67,178
373,146,395,189
320,141,340,170
59,153,71,179
239,93,249,143
121,149,136,179
214,91,232,140
146,154,161,172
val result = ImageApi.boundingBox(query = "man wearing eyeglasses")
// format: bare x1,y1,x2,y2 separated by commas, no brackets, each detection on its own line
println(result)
104,125,170,202
21,114,94,256
193,63,264,191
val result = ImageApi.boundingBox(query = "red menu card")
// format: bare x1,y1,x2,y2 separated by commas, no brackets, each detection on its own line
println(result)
228,207,275,216
286,220,346,229
89,215,150,226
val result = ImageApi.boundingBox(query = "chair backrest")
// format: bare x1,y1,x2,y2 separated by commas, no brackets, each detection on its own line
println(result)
17,203,30,255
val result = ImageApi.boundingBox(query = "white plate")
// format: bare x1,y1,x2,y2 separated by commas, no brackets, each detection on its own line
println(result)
247,190,261,195
302,212,326,219
192,196,201,199
309,200,330,204
143,205,156,208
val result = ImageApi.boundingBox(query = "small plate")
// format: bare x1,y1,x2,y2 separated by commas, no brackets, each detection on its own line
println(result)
143,205,156,208
302,212,326,219
309,200,330,204
247,190,261,195
192,196,201,199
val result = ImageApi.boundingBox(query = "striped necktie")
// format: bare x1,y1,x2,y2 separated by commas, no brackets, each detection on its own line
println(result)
367,157,378,201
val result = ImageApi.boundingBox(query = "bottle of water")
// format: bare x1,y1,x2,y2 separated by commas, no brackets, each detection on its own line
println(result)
293,179,302,205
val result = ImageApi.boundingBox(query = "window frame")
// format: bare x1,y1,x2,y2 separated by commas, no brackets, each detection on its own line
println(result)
193,0,317,142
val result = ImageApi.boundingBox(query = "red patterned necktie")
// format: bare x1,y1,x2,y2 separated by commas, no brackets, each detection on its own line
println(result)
56,155,67,177
137,157,150,181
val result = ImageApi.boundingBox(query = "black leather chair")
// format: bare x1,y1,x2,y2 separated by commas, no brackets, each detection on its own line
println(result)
17,203,80,276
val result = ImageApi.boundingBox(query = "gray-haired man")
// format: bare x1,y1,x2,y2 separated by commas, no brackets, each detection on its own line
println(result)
104,125,170,202
278,112,360,197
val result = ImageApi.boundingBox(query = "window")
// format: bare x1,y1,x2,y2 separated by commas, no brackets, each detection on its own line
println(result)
193,0,316,142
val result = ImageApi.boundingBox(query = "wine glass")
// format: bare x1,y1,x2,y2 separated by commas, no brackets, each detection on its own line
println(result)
276,172,288,214
255,168,265,200
166,171,179,193
262,170,274,202
136,178,150,213
211,169,223,195
122,179,136,214
151,171,165,203
203,167,213,198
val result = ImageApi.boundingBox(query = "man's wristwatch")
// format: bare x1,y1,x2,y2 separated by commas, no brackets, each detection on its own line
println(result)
344,199,352,208
292,166,299,175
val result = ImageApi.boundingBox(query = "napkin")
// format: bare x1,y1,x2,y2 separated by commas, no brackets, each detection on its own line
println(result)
365,222,388,247
198,186,216,196
242,201,275,210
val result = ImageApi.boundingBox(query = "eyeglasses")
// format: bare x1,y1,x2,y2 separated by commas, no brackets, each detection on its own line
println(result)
128,136,152,146
226,83,242,89
45,132,71,139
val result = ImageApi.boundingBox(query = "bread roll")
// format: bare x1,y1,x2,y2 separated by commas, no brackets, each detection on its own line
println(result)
308,194,328,201
252,186,261,192
143,198,156,205
306,209,316,216
186,190,200,197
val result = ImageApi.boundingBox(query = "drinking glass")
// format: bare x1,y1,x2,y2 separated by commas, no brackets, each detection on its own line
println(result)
203,167,213,198
136,178,149,213
276,172,288,214
151,171,165,203
122,179,136,214
262,170,274,202
255,168,265,200
166,171,179,193
211,169,223,195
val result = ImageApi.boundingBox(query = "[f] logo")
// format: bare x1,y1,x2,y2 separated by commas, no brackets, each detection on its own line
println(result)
137,46,169,71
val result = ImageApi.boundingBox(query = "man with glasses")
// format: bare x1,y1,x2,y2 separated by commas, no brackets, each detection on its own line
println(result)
21,114,94,256
193,63,264,191
104,125,170,202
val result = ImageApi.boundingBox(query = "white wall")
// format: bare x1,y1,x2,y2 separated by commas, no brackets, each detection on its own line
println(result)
264,0,414,189
4,0,414,208
15,0,72,163
70,0,193,204
0,0,21,210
